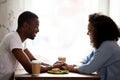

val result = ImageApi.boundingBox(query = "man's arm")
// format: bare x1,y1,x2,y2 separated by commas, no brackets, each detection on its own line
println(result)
13,48,53,73
24,48,36,61
24,48,51,66
12,48,32,73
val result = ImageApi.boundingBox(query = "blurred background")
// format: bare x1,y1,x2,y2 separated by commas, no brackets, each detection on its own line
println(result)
0,0,120,66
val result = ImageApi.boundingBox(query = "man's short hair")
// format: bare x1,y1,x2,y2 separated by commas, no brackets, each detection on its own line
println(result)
18,11,38,28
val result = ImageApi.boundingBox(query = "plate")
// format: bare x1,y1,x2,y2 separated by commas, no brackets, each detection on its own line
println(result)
47,70,69,74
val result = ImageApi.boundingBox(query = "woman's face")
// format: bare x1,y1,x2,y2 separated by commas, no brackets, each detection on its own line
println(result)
87,23,94,43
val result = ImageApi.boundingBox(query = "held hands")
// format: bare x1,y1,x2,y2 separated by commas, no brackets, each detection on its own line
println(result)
53,61,66,69
53,61,77,72
41,61,79,73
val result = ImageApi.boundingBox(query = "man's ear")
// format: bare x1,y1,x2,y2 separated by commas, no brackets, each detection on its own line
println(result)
23,22,29,30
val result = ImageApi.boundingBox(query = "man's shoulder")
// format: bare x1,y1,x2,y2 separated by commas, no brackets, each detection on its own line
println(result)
5,31,17,37
2,31,18,41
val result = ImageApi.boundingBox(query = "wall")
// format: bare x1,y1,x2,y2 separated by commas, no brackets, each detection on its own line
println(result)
98,0,109,15
109,0,120,26
0,0,31,42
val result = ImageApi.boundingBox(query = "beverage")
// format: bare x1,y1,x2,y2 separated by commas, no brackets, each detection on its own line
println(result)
58,57,66,62
31,60,41,75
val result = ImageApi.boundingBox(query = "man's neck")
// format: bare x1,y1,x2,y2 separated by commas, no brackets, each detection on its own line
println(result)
17,30,26,42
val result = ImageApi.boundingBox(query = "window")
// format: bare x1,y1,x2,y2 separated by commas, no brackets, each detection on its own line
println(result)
27,0,109,64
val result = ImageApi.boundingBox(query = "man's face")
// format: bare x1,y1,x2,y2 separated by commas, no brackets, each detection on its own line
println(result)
26,18,39,40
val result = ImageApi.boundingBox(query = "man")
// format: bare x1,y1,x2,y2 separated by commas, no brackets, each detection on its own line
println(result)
0,11,52,80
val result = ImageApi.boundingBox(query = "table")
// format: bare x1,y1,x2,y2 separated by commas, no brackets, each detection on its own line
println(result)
15,69,100,80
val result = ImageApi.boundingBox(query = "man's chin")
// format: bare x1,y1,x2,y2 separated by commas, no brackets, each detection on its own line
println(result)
29,37,35,40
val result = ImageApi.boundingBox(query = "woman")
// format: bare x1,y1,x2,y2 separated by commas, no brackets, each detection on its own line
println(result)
54,13,120,80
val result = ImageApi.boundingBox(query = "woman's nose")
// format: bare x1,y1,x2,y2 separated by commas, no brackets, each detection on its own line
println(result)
35,27,39,33
87,31,89,35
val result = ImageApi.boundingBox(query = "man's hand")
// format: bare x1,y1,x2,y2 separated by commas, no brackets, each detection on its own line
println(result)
41,62,51,66
53,61,66,69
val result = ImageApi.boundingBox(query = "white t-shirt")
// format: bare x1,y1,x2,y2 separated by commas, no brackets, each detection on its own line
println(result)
0,31,26,80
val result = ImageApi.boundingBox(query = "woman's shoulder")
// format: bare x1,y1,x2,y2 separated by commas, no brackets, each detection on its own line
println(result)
96,41,118,52
100,41,117,47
